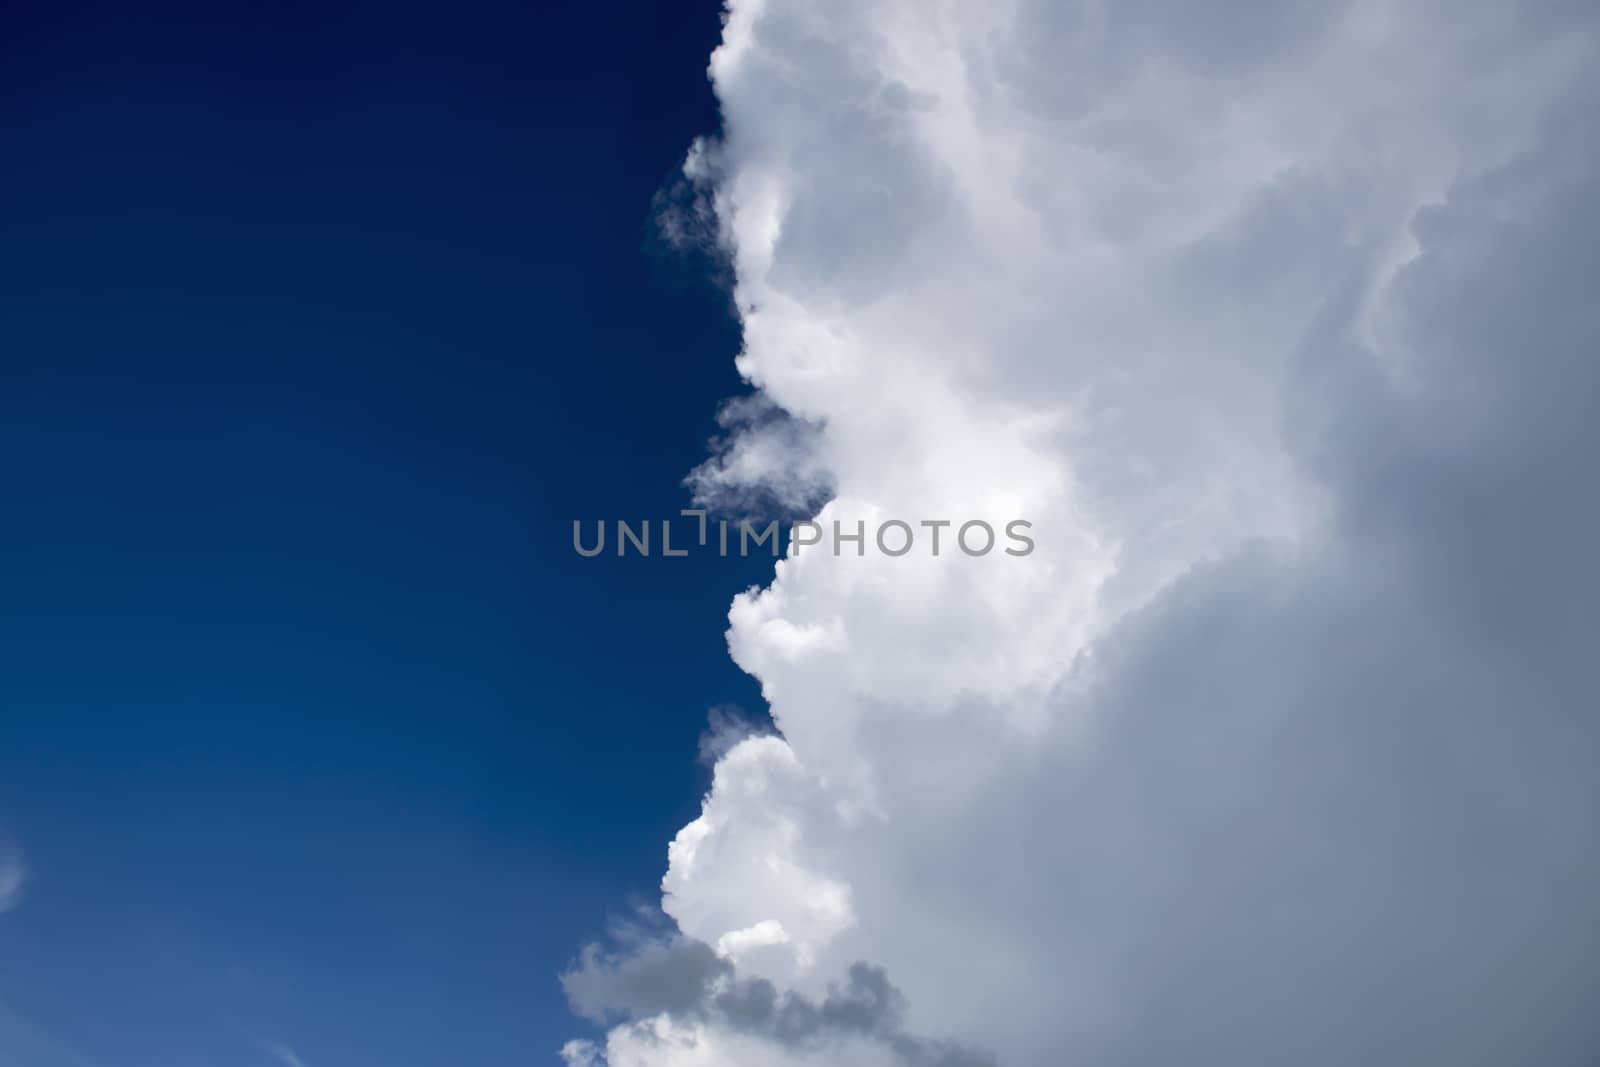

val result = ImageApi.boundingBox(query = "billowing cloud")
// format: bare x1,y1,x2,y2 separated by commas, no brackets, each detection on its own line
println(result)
565,0,1600,1063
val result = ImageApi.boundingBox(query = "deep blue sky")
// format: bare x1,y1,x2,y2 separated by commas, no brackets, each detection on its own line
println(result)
0,2,768,1064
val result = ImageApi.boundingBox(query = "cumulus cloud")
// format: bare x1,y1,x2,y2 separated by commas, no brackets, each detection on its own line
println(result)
564,0,1600,1063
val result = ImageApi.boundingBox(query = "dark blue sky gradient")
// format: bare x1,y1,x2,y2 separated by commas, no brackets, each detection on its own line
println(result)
0,2,765,1063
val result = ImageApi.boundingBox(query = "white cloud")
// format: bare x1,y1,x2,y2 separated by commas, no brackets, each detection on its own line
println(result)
566,0,1600,1063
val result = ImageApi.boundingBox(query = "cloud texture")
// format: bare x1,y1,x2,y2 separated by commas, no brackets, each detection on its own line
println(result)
564,1,1600,1063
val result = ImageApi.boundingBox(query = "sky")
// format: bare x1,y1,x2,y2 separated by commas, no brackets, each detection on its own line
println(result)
0,2,773,1065
6,2,1600,1067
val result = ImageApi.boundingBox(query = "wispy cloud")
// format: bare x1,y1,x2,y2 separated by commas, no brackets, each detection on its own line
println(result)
266,1043,306,1067
0,835,24,915
0,1000,98,1067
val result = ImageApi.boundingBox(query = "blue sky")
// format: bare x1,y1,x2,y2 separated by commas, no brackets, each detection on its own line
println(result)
0,1,770,1063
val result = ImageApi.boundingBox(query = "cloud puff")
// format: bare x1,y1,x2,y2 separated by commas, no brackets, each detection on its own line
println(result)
684,393,834,521
695,706,776,768
565,0,1600,1063
565,938,734,1026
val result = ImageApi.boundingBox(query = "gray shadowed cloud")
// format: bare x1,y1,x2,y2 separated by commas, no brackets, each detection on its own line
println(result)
683,393,835,522
563,938,733,1026
563,937,995,1066
880,103,1600,1066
